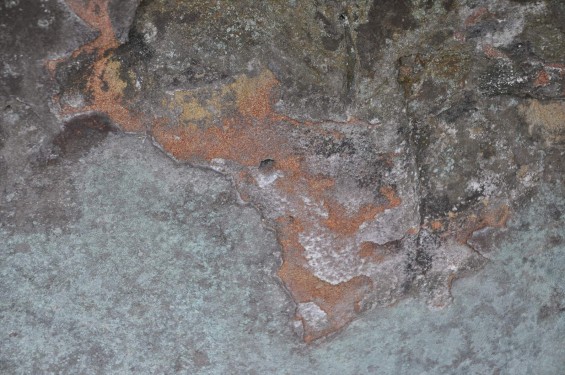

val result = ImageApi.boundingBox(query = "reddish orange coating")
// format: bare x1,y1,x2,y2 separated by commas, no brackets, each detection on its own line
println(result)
49,0,143,132
50,0,511,343
534,69,551,88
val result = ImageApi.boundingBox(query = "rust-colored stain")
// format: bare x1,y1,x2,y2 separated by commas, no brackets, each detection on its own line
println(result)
49,0,511,343
152,71,288,166
154,67,402,341
453,204,510,244
430,220,444,231
533,69,551,88
276,216,373,343
49,0,143,132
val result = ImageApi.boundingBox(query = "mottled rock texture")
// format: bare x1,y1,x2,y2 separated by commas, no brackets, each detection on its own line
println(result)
1,0,564,373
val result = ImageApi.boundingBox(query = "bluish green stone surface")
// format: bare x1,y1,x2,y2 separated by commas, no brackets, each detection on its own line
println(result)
1,0,565,373
1,135,563,374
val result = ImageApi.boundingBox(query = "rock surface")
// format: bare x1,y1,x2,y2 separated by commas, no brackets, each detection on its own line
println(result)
1,0,564,373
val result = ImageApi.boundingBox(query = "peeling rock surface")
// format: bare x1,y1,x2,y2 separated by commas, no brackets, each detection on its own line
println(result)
1,0,564,373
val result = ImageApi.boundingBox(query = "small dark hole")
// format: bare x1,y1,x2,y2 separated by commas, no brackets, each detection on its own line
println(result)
338,14,346,21
259,159,275,169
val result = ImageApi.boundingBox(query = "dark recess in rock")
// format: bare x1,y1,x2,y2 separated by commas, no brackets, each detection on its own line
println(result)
356,0,417,70
421,194,452,220
259,158,276,170
407,247,433,278
53,113,117,160
114,27,154,66
316,11,344,51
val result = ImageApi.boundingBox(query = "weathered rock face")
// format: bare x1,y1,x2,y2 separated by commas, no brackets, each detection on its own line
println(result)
2,0,564,346
44,0,565,342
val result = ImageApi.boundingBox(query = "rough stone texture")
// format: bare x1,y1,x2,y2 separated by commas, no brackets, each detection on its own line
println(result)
1,0,564,373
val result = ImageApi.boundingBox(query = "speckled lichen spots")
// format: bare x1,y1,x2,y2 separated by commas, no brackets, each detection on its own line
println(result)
49,0,143,132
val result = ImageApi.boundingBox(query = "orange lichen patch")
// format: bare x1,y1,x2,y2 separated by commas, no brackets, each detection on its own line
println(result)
153,69,390,343
165,70,279,122
533,69,551,87
273,169,336,203
152,70,294,165
406,226,420,235
152,117,291,166
324,200,391,236
47,0,118,70
380,186,402,207
165,71,278,125
454,204,510,244
49,0,144,132
267,181,401,340
65,57,144,132
430,220,444,231
290,266,371,343
231,70,279,120
276,217,372,343
169,91,214,124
